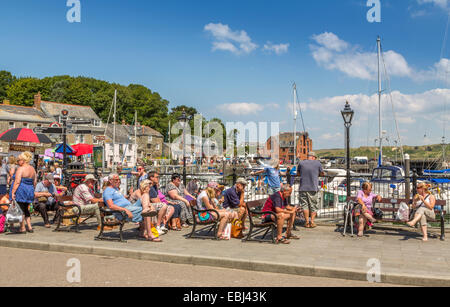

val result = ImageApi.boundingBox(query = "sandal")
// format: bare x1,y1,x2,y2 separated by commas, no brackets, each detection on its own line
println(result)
148,237,163,242
218,234,230,241
305,223,311,228
287,234,300,240
310,222,317,228
276,237,290,244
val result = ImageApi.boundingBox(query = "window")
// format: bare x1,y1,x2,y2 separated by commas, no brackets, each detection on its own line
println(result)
148,136,153,142
23,123,28,128
8,122,14,129
58,116,62,124
93,119,101,127
37,124,42,127
76,135,85,144
155,144,160,150
93,138,99,145
147,144,151,149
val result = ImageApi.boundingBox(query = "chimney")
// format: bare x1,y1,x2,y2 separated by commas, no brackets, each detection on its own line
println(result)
3,100,10,105
34,92,42,109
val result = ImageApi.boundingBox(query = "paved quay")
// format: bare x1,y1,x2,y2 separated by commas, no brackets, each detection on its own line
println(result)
1,217,449,287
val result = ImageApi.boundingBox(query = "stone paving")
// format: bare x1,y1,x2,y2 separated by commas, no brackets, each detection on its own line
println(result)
1,216,449,286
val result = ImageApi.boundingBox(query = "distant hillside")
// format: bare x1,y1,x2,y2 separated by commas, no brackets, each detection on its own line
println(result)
316,144,447,160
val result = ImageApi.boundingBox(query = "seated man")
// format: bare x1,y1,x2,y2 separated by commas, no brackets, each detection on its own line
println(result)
103,173,143,224
72,174,103,228
34,174,60,228
148,171,172,233
103,173,159,240
222,178,248,227
261,184,298,244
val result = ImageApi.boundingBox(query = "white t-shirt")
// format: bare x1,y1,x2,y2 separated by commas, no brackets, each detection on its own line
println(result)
196,191,209,210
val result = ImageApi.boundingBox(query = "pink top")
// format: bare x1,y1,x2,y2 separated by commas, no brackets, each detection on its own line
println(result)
357,190,377,210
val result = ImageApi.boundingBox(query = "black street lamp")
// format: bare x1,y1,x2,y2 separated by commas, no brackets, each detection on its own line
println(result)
341,101,354,236
341,101,354,198
178,109,191,186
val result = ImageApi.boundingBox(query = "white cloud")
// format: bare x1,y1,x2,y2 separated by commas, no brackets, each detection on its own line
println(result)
218,103,264,115
263,42,289,55
204,23,258,55
311,32,348,52
310,32,448,84
218,102,280,115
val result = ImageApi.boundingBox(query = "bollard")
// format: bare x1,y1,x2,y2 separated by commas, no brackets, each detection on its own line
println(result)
412,169,418,196
405,154,411,202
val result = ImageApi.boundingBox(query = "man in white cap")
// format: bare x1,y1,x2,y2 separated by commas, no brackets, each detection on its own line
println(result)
297,151,324,228
73,174,103,227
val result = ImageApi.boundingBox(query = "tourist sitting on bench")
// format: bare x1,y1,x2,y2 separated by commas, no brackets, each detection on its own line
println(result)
103,173,161,242
407,183,436,242
197,183,235,240
222,178,248,229
261,184,298,244
356,182,382,237
53,175,68,196
34,174,60,228
166,173,195,228
72,174,103,228
148,171,173,234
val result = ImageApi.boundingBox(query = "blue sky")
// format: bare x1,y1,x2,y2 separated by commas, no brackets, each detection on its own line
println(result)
1,0,449,149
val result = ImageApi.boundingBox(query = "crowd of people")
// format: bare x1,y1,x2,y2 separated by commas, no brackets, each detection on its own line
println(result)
0,151,440,243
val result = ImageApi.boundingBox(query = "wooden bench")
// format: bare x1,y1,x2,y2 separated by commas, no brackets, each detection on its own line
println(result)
54,195,97,233
347,197,446,241
187,200,220,240
94,194,129,242
243,199,278,244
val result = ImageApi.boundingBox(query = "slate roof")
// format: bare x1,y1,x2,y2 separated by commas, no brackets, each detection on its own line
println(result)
104,124,131,144
123,125,163,137
0,105,53,123
40,101,100,121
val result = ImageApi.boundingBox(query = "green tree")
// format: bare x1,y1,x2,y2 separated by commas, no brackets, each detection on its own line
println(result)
0,71,16,102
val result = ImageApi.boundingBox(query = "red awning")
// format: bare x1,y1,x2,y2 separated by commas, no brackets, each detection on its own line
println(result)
71,144,93,156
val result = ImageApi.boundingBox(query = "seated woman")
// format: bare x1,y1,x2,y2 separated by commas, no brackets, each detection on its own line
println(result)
129,180,161,240
166,174,195,228
356,182,382,237
197,185,233,240
53,176,67,196
407,183,436,242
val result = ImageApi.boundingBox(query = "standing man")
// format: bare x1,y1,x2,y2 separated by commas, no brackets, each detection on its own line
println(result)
251,160,286,195
297,152,324,229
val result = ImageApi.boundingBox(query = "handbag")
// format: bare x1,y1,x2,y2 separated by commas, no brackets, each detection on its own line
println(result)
6,201,23,224
231,219,243,239
373,208,383,220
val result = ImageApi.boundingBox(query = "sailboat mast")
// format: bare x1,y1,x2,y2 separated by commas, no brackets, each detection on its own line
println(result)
134,110,137,167
113,89,117,170
293,83,298,166
377,36,383,166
